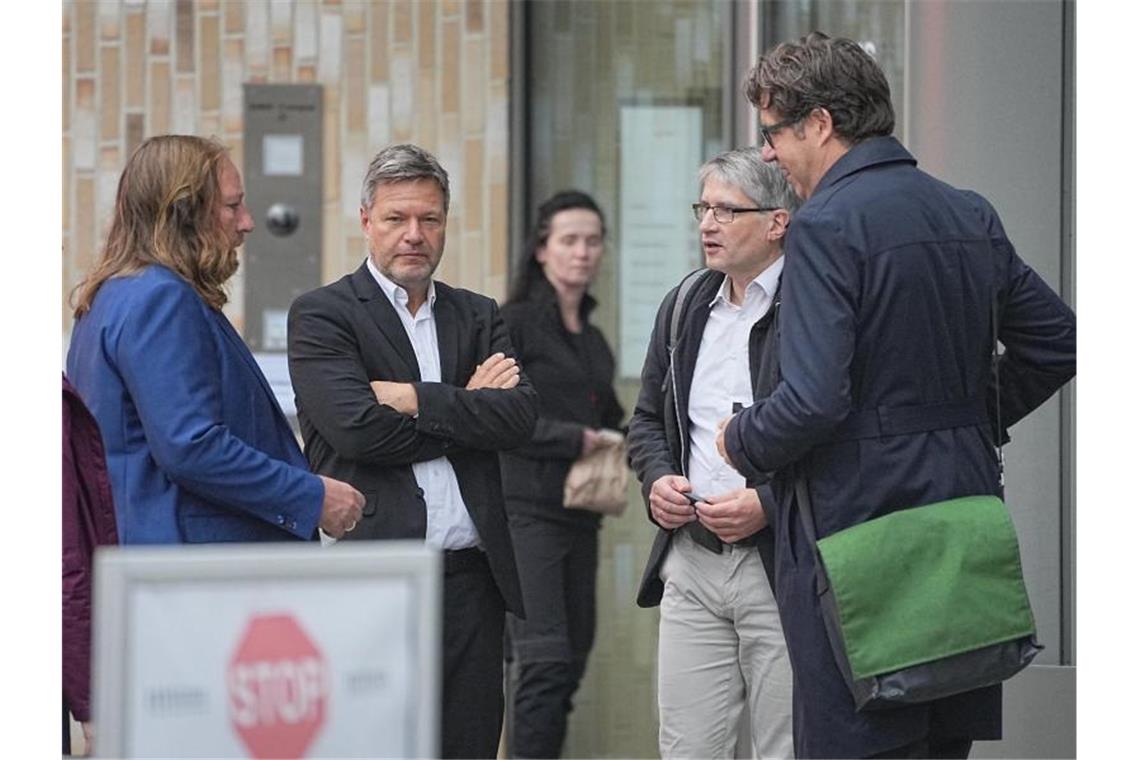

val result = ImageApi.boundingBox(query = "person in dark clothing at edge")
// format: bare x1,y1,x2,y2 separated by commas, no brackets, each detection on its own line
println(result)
63,374,119,756
714,33,1077,759
498,191,625,758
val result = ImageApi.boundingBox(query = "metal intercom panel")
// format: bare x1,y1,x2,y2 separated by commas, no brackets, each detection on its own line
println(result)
242,84,323,352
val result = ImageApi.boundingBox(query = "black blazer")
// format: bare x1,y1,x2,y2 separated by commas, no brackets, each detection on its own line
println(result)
628,268,781,608
498,278,625,528
287,263,539,615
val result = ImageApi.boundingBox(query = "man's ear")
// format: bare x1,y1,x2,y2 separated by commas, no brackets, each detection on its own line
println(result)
359,206,370,233
810,106,836,146
768,209,791,241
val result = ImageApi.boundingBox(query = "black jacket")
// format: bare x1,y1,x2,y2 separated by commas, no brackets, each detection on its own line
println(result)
498,278,624,529
287,263,539,616
628,268,781,607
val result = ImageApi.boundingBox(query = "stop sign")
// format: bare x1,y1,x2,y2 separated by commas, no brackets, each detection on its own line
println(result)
227,613,330,758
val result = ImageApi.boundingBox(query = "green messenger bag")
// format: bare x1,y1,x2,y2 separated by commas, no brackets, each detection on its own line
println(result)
796,480,1042,711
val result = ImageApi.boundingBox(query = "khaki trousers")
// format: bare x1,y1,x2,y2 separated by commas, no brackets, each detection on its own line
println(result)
658,529,794,759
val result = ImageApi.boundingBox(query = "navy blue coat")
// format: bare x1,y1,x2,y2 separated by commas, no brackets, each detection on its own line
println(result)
723,137,1076,758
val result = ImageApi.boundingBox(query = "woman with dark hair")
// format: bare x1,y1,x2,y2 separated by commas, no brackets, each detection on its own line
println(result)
499,191,625,758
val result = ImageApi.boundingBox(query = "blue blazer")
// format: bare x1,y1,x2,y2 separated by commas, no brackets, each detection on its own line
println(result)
66,265,323,544
723,137,1076,758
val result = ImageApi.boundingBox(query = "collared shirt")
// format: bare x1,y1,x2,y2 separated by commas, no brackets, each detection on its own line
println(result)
366,257,481,550
687,256,784,498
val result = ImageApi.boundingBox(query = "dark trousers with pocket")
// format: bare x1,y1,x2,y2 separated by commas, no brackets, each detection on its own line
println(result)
506,515,599,758
442,548,507,759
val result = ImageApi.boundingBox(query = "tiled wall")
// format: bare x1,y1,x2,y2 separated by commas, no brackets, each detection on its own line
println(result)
62,0,510,336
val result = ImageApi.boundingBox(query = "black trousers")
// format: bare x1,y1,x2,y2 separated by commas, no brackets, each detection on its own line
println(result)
868,735,974,759
506,515,598,758
442,548,507,759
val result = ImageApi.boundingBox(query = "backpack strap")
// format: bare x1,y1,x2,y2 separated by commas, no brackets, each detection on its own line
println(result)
668,268,708,351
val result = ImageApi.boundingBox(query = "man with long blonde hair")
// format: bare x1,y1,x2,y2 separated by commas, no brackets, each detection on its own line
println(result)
67,134,363,546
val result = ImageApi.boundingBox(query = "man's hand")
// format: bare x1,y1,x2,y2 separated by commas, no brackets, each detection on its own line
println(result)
318,475,365,538
648,474,698,530
370,380,419,415
696,487,767,544
466,352,520,390
715,413,737,469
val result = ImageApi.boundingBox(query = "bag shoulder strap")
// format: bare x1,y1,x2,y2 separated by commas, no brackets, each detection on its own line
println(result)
667,268,708,352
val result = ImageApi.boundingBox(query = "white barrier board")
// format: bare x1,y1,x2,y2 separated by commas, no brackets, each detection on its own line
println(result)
93,542,440,758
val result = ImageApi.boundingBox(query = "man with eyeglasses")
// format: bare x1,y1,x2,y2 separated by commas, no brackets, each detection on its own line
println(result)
715,33,1076,759
628,147,800,759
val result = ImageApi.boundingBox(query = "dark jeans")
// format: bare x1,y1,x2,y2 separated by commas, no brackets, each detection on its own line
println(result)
506,515,599,758
868,735,974,759
442,548,507,759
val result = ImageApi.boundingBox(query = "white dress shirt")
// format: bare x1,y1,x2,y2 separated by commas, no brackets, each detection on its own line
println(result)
367,257,481,550
686,257,784,499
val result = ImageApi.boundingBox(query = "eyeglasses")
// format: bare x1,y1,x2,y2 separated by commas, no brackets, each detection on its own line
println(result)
691,203,779,224
758,115,802,149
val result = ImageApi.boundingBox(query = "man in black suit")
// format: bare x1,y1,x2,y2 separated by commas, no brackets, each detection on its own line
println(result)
287,143,538,758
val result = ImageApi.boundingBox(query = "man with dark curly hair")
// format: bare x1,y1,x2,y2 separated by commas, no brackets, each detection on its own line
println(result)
716,33,1076,759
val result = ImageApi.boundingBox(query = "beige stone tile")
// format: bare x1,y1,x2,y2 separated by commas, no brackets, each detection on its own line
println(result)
270,0,292,44
346,35,366,132
126,113,144,155
63,135,71,229
365,83,390,154
436,214,459,283
318,8,343,83
245,0,269,78
99,46,120,141
462,136,483,233
489,0,507,81
323,86,341,203
97,146,121,248
341,130,367,220
489,180,506,279
415,69,437,152
440,18,459,113
297,64,317,82
487,77,506,164
99,0,120,40
222,38,244,133
294,0,318,62
224,0,244,34
124,10,145,108
173,76,197,133
75,0,95,71
389,46,413,141
344,0,367,34
75,175,96,274
148,61,170,135
369,0,389,82
176,0,195,72
200,111,221,138
321,201,344,284
460,36,484,135
441,0,461,19
418,0,436,70
465,0,483,34
148,0,170,56
459,230,484,292
392,0,411,44
63,31,71,132
200,13,221,110
272,46,292,82
74,78,97,170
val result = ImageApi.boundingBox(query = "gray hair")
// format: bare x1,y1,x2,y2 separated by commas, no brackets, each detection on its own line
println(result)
698,146,801,216
360,143,451,213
